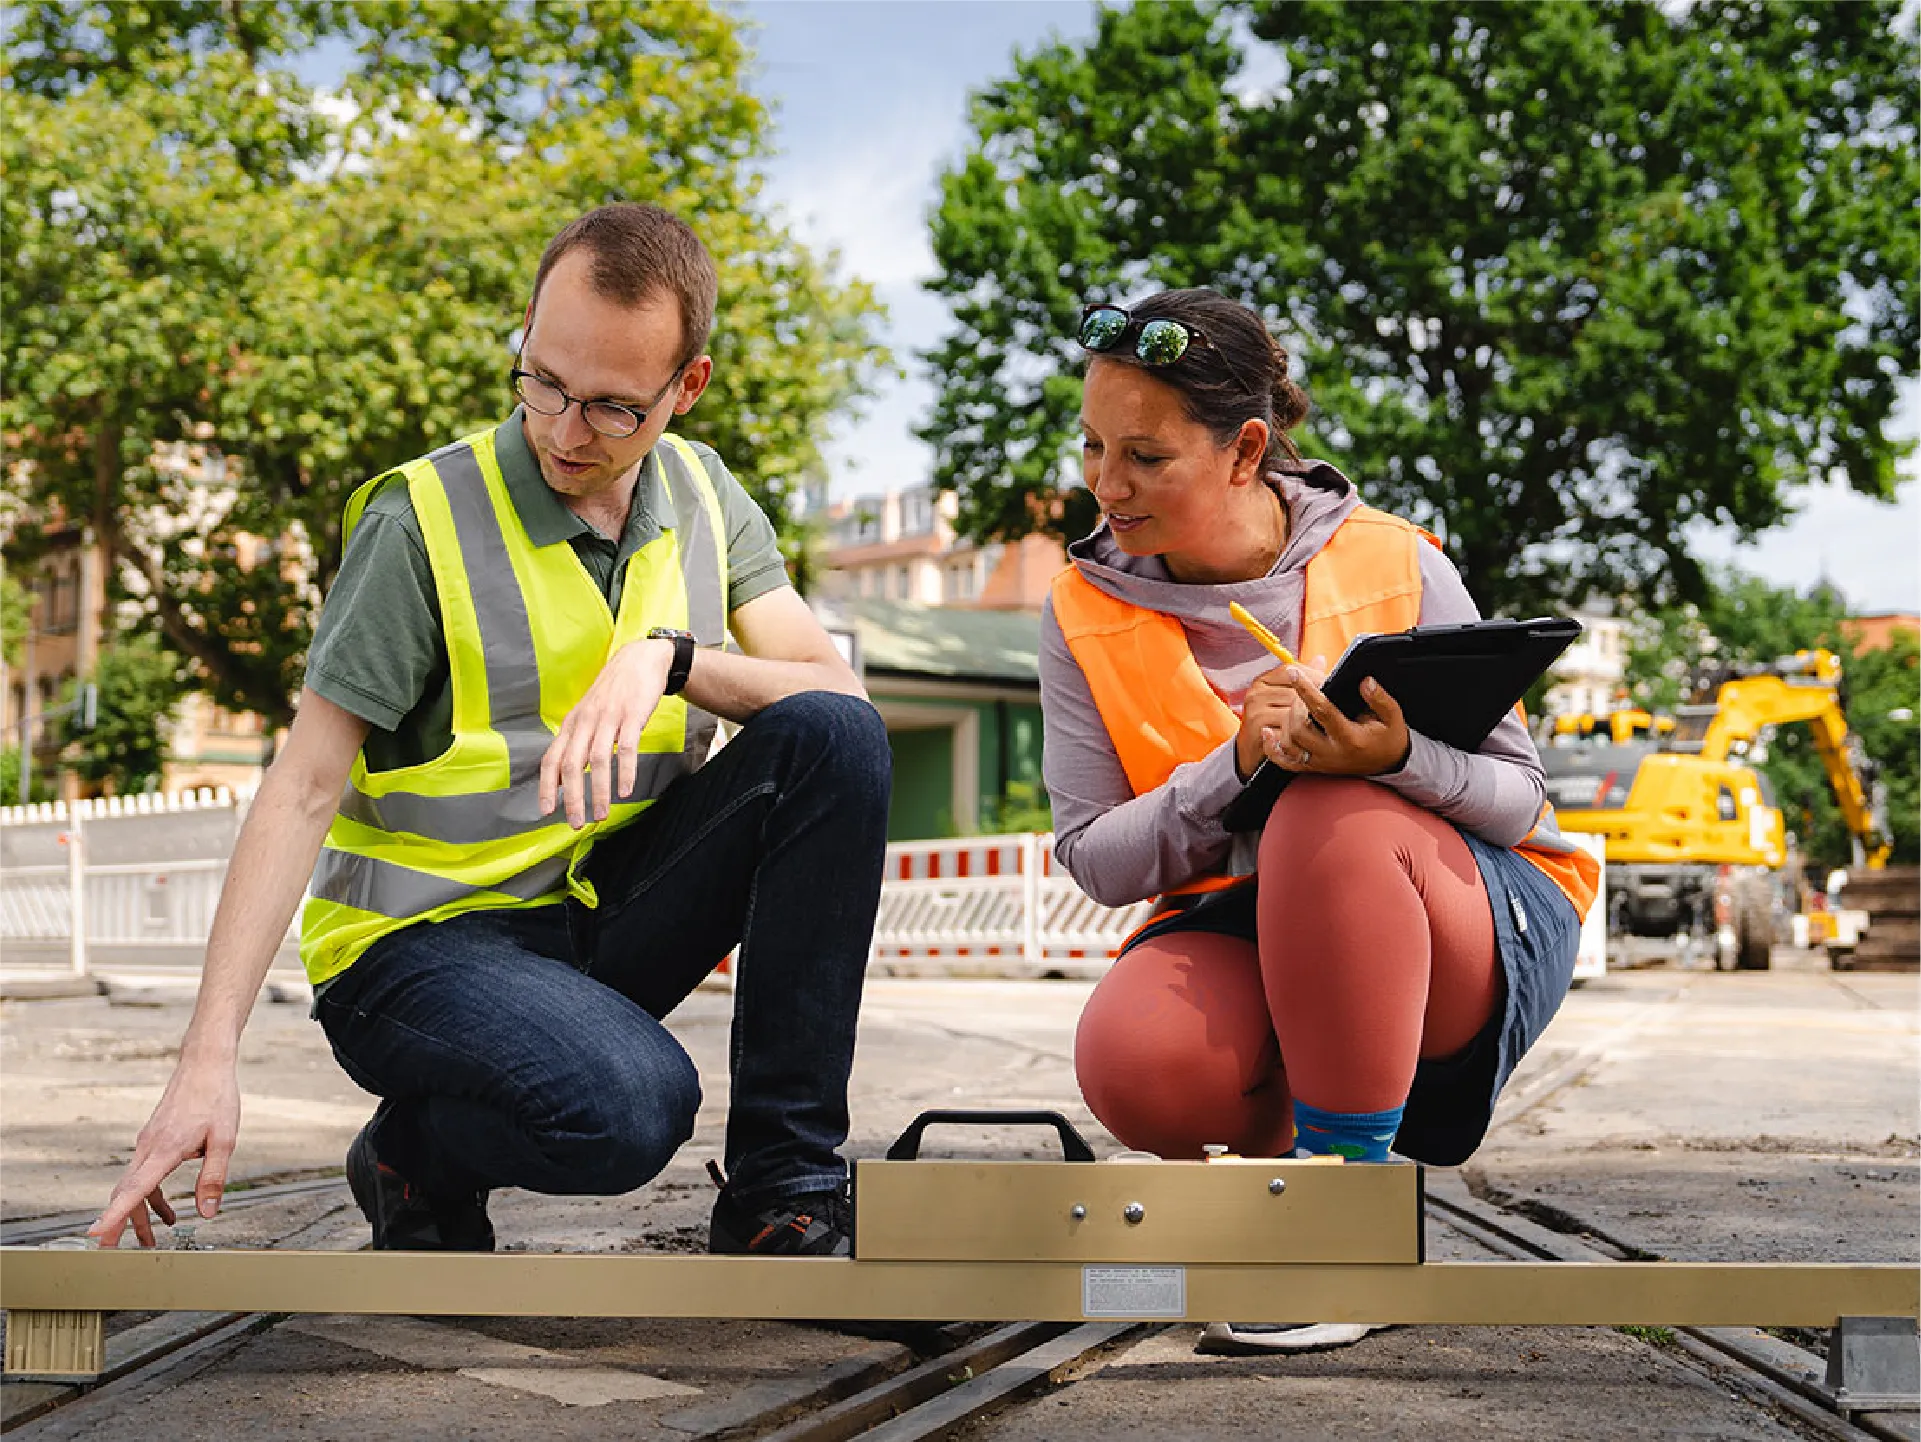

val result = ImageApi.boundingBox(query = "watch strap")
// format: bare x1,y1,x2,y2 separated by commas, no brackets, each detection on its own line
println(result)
648,628,697,696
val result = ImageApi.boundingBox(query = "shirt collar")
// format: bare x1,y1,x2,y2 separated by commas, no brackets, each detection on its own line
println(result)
496,406,664,550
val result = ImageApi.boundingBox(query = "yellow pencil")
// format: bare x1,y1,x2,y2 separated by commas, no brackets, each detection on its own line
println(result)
1228,602,1298,667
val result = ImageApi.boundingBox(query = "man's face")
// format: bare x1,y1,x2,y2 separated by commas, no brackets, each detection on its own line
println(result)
517,249,712,505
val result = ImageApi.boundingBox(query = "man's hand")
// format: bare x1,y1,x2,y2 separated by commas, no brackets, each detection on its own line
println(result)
1264,664,1412,777
90,1058,241,1249
540,636,676,828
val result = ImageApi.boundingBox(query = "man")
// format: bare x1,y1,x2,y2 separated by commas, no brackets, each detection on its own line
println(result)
93,203,891,1257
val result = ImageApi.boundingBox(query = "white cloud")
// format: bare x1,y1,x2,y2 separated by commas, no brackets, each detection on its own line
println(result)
1691,479,1921,612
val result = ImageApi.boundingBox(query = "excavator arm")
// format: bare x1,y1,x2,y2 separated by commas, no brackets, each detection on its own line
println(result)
1688,652,1888,868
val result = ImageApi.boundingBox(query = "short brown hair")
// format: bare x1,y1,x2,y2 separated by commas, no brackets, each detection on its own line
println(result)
531,204,719,365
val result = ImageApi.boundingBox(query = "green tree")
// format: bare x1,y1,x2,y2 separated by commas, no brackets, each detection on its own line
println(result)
920,0,1917,615
2,1,888,727
0,568,29,670
1625,572,1919,869
57,634,183,794
0,748,56,807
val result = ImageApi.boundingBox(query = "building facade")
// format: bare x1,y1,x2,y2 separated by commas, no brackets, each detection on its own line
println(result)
2,442,286,800
815,485,1067,612
1541,607,1631,718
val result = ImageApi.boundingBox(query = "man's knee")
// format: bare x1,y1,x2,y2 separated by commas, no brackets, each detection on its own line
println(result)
754,692,891,799
547,1047,703,1194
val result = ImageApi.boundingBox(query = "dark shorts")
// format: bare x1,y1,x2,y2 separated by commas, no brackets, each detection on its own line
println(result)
1118,834,1582,1166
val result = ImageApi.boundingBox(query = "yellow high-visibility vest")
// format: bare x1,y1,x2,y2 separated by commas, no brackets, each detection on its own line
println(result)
300,426,729,986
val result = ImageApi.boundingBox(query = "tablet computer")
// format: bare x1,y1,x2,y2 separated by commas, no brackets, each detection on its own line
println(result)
1221,615,1582,833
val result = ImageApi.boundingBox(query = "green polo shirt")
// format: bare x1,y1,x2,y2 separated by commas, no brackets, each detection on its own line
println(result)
304,410,789,774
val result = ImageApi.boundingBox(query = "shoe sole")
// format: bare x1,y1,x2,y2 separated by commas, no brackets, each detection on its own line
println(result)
1196,1321,1387,1354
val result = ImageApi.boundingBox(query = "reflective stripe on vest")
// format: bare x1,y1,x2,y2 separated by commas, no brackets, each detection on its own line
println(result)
300,428,730,985
1050,506,1597,919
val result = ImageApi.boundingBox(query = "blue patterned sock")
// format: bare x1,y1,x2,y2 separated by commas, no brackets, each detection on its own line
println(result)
1291,1101,1403,1162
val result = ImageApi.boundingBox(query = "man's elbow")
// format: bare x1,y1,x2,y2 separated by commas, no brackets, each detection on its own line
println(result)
259,752,347,827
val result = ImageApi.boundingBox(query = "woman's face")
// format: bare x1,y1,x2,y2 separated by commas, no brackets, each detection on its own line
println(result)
1079,359,1264,576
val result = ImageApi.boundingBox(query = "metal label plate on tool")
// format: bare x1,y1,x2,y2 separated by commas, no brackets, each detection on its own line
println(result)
1082,1266,1187,1318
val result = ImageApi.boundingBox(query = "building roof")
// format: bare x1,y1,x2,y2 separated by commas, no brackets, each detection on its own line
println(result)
837,598,1040,684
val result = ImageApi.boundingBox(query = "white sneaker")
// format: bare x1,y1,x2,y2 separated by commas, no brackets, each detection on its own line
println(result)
1197,1321,1388,1354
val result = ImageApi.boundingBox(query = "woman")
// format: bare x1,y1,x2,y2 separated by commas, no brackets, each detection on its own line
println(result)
1042,289,1598,1353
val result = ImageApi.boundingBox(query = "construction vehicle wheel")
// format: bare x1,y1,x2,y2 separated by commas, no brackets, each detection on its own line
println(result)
1733,884,1773,971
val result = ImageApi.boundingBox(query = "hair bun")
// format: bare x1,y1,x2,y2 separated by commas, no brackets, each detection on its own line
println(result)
1271,370,1310,431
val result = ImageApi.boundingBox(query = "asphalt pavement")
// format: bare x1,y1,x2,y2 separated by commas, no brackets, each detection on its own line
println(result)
1,948,1915,1440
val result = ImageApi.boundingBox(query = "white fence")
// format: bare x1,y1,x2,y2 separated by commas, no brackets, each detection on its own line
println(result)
1,793,1145,980
0,789,268,976
870,834,1154,979
1,796,1607,984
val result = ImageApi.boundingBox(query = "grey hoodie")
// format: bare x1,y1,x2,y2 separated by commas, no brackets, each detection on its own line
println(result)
1041,461,1548,907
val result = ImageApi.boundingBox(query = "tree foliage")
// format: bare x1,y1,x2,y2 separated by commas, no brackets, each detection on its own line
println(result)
2,0,888,726
920,0,1917,615
1625,571,1919,869
0,568,28,670
58,634,184,794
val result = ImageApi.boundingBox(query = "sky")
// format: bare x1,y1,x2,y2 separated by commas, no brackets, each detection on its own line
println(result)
738,0,1920,614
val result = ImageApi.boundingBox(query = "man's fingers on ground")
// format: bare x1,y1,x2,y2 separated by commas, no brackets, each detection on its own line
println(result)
194,1150,230,1218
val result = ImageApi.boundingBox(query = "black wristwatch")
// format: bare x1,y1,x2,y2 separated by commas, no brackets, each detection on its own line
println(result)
646,627,697,696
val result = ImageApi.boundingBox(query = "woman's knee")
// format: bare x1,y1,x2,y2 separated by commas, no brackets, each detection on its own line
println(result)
1258,776,1446,879
1073,946,1288,1157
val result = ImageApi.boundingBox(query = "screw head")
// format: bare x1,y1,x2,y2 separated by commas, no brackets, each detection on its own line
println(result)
1202,1144,1229,1158
1268,1178,1286,1196
1123,1202,1145,1224
1070,1204,1087,1221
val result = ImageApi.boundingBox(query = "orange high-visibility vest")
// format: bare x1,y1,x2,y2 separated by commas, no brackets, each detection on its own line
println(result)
1051,505,1599,918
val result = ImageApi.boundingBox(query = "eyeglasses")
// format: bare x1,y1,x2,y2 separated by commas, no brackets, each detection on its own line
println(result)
509,366,683,439
1077,305,1210,366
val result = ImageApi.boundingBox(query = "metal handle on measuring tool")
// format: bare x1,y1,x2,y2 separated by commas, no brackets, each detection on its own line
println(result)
884,1109,1097,1162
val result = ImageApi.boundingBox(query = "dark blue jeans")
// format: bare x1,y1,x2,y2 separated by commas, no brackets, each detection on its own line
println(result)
315,691,891,1210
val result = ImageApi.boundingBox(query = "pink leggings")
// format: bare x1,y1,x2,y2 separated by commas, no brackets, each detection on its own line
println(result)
1074,778,1500,1158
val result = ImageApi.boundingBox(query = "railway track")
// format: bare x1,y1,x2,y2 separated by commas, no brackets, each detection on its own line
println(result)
4,982,1912,1440
3,1169,1910,1441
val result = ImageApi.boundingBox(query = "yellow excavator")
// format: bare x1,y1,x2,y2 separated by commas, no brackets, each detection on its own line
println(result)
1540,650,1889,970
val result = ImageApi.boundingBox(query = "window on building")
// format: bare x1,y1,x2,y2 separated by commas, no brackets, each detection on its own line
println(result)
900,488,935,537
894,565,912,601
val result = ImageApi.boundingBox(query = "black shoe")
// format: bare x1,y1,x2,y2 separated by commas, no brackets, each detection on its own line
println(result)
706,1161,852,1257
345,1124,495,1252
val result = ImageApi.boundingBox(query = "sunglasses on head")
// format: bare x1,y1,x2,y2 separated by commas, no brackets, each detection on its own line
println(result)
1077,304,1210,366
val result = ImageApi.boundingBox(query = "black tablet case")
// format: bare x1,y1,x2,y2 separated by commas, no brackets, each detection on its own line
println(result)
1220,616,1582,833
